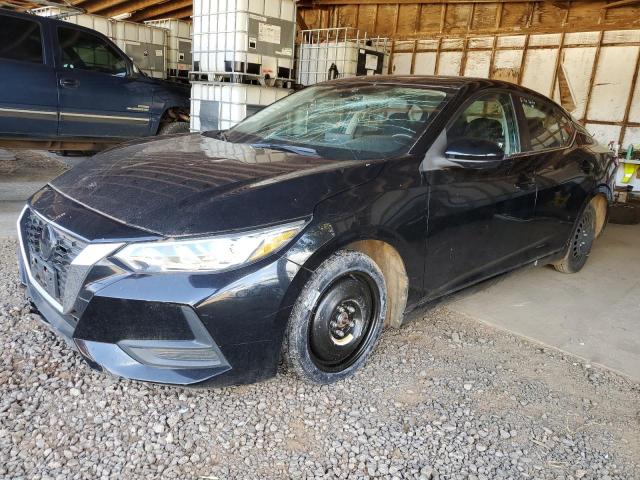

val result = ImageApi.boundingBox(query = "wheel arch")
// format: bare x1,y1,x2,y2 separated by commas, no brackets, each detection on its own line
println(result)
284,224,410,329
155,106,190,134
589,185,611,238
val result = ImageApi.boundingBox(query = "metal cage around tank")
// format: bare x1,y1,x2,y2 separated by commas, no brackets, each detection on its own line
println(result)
296,27,390,86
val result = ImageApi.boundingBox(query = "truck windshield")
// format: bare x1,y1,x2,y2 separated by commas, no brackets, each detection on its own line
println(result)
224,84,451,160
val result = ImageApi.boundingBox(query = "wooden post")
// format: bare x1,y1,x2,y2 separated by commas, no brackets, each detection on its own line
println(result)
410,39,418,74
582,30,605,125
550,31,566,99
434,36,443,75
619,46,640,146
517,34,531,85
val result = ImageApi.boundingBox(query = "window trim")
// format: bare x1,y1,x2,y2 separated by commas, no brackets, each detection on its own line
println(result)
514,92,577,155
441,88,522,160
55,25,131,77
0,14,45,65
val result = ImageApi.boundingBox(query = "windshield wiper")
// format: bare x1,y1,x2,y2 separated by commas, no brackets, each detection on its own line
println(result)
250,143,318,156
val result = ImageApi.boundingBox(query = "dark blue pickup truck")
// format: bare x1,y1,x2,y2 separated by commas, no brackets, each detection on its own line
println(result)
0,9,190,151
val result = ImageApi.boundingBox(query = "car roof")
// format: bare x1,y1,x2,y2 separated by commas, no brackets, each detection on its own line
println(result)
318,74,556,105
318,75,576,118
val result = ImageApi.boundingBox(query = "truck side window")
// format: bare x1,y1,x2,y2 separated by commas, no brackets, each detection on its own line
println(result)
0,15,43,64
58,27,128,77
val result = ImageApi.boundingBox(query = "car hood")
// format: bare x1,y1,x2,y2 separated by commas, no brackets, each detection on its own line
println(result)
49,133,383,236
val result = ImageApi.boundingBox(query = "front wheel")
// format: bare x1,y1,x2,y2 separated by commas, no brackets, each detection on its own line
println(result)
553,203,596,274
283,250,387,384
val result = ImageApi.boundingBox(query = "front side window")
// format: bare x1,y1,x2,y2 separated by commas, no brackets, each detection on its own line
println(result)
225,84,451,160
519,96,573,151
58,27,127,76
447,93,520,156
0,15,43,64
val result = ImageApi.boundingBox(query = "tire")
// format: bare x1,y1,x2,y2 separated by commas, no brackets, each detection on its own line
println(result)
158,121,189,135
553,203,596,274
283,250,387,384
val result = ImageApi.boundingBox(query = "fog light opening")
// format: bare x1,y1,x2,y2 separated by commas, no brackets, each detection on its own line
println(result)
120,343,224,369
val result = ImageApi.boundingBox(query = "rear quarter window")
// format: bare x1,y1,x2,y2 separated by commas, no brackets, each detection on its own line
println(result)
0,15,43,64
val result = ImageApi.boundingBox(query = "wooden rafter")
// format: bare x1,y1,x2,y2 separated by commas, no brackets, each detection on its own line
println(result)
130,0,191,21
80,0,129,14
96,0,164,18
602,0,640,8
171,5,191,19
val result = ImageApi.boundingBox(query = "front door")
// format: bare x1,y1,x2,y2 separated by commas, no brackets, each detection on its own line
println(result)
55,26,151,139
0,14,58,138
422,91,539,299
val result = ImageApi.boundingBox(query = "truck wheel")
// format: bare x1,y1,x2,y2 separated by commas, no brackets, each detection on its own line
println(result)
283,250,387,384
553,204,596,274
158,122,189,135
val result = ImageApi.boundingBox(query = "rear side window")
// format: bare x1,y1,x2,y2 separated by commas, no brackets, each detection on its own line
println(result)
0,15,43,64
519,96,573,151
58,27,128,76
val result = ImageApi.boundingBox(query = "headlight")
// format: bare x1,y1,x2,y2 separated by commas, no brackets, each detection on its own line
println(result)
114,220,306,273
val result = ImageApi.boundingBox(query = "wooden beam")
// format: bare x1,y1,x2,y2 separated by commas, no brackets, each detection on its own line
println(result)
602,0,640,8
433,36,442,74
549,7,570,97
618,45,640,145
439,2,446,33
312,0,532,4
81,0,129,14
174,6,191,19
296,10,309,30
582,30,604,124
97,0,163,18
516,34,530,85
129,0,191,21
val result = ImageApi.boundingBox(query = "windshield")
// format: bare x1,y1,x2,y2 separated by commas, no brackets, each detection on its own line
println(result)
224,84,451,160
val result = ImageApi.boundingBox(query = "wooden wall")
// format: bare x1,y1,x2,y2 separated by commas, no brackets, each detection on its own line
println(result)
298,1,640,146
300,1,640,39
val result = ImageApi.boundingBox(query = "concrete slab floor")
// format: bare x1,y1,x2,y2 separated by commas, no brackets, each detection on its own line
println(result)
448,223,640,381
0,150,89,237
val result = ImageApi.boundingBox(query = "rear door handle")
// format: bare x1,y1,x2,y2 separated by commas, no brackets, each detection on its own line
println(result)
59,78,80,88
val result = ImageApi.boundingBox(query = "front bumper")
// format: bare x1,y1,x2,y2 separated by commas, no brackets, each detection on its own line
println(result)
17,193,312,387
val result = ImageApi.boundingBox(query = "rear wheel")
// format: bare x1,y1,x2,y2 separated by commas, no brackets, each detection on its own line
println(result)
158,121,189,135
283,250,387,384
553,203,596,274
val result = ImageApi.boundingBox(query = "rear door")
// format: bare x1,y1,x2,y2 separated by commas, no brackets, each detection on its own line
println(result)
514,94,592,254
0,13,58,137
55,26,152,138
422,91,539,299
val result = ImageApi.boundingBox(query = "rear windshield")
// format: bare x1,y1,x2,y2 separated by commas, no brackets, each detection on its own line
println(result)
225,84,451,160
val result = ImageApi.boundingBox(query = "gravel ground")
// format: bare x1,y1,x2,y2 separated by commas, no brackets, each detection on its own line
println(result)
1,237,639,479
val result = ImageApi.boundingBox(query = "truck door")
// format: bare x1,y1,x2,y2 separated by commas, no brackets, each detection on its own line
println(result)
0,13,58,138
55,26,152,139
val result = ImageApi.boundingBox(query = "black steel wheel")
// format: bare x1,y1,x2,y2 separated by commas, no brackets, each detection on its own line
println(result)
283,250,387,384
553,203,596,274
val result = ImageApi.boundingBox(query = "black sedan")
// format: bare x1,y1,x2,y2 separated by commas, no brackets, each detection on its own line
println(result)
18,76,616,387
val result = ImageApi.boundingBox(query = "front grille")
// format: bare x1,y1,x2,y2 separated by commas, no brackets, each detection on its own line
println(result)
21,208,88,304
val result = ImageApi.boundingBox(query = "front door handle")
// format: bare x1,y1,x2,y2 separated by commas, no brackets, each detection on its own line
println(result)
59,78,80,89
515,176,536,191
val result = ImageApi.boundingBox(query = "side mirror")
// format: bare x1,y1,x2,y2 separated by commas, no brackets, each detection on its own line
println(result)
445,138,505,164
